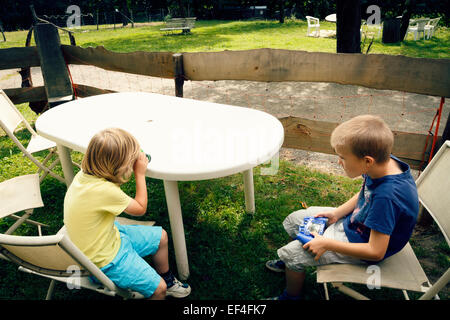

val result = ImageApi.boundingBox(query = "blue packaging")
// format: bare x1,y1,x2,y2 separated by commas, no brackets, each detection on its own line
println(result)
295,216,328,244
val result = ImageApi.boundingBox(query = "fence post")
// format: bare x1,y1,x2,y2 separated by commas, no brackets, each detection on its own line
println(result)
33,23,73,108
173,53,184,98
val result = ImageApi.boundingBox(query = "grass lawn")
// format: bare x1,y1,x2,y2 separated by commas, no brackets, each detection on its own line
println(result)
0,19,449,300
0,19,449,59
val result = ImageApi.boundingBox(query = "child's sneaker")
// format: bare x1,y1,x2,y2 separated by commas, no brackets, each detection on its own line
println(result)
166,278,191,298
265,259,286,273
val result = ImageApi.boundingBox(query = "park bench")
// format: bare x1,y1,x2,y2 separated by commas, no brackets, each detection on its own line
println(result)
160,17,196,34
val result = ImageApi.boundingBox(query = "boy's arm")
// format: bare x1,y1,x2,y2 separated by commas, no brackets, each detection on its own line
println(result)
304,229,390,261
317,190,360,223
334,191,360,220
124,153,148,216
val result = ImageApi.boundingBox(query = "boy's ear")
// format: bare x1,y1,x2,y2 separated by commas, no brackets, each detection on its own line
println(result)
363,155,376,167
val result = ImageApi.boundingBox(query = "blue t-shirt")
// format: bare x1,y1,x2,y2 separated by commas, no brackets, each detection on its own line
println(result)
343,154,419,261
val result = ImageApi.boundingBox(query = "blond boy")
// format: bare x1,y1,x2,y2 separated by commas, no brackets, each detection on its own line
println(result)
266,115,419,300
64,128,191,299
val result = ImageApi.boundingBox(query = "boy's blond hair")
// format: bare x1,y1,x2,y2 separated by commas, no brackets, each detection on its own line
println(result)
330,115,394,163
82,128,141,184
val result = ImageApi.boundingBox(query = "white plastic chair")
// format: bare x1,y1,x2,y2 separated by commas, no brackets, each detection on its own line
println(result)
0,89,68,184
316,140,450,300
424,17,441,39
306,16,320,37
0,174,48,235
0,174,156,300
407,18,430,40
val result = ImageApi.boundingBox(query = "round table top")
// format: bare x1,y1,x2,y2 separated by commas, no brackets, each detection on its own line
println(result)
325,14,336,22
36,92,285,181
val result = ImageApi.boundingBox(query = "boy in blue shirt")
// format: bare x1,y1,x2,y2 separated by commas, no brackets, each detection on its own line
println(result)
266,115,419,300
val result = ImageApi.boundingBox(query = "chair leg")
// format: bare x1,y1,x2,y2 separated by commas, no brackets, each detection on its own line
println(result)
46,280,56,300
323,282,330,300
332,282,370,300
5,209,33,235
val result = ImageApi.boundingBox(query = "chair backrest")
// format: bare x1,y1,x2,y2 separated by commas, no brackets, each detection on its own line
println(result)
429,17,441,27
415,19,429,31
0,174,44,219
415,140,450,246
0,89,37,136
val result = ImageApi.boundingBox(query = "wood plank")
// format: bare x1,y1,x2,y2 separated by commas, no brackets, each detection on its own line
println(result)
61,45,175,79
0,46,40,70
183,49,450,98
72,84,116,97
3,86,46,104
278,116,436,170
33,23,73,105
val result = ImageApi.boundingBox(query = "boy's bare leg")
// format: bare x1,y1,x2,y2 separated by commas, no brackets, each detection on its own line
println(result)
152,229,169,274
286,268,306,297
149,279,167,300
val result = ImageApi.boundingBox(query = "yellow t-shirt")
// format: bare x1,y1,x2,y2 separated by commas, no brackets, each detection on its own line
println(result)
64,171,132,268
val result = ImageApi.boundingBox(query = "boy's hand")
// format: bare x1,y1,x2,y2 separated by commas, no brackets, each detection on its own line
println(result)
303,232,329,261
133,152,148,177
315,210,338,225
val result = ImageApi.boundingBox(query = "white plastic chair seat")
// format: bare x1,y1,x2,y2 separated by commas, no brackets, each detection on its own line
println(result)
26,134,57,155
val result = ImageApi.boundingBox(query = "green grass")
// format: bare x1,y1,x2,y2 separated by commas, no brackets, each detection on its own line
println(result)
1,19,449,58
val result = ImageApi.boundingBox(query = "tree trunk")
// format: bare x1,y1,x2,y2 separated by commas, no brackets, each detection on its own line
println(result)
279,0,285,23
336,0,361,53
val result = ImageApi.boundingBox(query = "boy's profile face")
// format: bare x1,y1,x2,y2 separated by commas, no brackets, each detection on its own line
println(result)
335,146,369,179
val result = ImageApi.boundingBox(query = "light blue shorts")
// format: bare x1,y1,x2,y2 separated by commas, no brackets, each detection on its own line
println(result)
91,222,163,298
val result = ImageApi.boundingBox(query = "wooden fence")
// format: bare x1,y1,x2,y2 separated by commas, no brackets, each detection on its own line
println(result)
1,23,450,171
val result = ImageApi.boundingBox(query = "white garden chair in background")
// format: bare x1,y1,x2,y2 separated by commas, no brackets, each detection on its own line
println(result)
316,141,450,300
0,89,77,184
0,173,156,299
306,16,320,37
424,17,441,39
406,18,430,40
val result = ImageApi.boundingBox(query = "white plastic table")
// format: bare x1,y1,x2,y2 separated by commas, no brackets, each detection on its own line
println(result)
35,92,284,280
325,14,337,22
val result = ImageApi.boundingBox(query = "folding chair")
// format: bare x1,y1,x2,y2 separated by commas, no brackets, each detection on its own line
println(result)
316,140,450,300
0,174,48,235
0,89,71,184
1,202,156,300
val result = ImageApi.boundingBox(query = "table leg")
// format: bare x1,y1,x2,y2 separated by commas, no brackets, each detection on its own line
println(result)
57,144,75,187
163,180,189,280
243,168,255,213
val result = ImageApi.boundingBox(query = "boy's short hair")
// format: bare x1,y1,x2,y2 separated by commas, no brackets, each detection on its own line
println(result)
82,128,141,184
330,115,394,163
